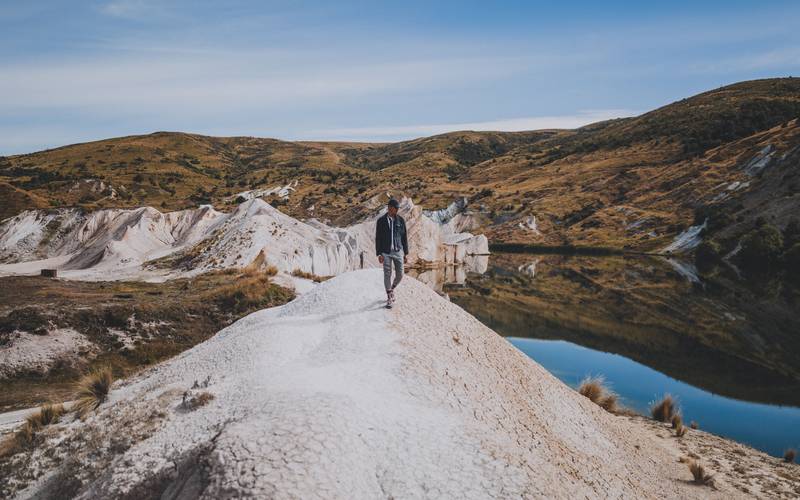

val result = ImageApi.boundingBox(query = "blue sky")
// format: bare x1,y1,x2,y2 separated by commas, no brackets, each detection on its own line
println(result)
1,0,799,154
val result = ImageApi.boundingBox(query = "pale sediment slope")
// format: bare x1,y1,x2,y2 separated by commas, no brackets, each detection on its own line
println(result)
8,270,742,499
0,198,487,281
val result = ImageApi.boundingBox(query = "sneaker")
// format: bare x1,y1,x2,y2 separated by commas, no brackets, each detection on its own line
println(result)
385,297,393,309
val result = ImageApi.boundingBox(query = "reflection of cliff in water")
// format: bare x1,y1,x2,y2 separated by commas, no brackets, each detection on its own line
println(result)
409,255,488,293
449,253,800,407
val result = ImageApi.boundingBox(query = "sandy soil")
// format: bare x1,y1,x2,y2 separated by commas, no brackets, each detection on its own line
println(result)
0,328,93,379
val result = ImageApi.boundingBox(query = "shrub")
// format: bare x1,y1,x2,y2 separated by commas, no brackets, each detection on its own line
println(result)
73,367,114,418
650,394,677,422
671,413,683,429
785,448,797,463
738,224,783,268
675,425,687,437
690,421,699,429
688,460,715,486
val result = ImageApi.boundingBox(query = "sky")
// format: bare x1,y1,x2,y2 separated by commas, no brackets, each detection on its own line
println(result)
1,0,800,155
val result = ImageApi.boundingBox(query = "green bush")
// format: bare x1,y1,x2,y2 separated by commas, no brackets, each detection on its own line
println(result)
738,224,784,268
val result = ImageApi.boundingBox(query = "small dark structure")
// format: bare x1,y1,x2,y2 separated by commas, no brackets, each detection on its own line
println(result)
40,269,58,278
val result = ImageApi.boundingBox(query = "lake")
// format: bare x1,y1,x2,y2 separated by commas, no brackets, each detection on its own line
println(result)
444,252,800,458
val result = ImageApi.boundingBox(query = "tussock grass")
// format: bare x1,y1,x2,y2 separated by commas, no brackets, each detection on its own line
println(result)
0,403,65,457
73,367,113,418
671,413,683,429
687,460,715,486
650,394,678,422
577,376,619,413
785,448,797,463
675,425,687,437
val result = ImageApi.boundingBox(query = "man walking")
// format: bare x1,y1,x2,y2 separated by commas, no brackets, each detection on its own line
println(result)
375,198,409,308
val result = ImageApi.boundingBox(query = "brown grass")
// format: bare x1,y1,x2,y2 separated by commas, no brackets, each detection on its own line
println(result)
688,460,715,486
291,269,331,282
785,448,797,463
651,394,677,422
577,376,619,413
690,421,698,429
675,424,687,437
671,413,683,429
72,367,113,418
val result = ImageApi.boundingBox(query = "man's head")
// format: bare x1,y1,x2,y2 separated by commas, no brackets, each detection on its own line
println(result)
387,198,399,217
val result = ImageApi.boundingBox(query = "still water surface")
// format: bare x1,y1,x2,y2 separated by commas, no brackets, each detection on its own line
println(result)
444,253,800,457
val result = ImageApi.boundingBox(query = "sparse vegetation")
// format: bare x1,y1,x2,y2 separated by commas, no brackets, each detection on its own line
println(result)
671,413,683,429
73,367,113,417
785,448,797,463
208,268,294,314
0,403,66,457
577,376,619,413
181,390,215,410
650,394,677,422
0,272,296,411
291,269,332,283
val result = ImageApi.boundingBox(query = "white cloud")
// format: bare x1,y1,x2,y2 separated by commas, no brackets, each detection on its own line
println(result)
687,46,800,75
304,110,637,141
0,53,525,115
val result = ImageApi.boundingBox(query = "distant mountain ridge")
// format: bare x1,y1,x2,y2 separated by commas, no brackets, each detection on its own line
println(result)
2,77,799,254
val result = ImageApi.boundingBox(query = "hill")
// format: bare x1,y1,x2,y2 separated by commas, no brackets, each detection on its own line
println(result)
2,78,799,254
4,271,795,498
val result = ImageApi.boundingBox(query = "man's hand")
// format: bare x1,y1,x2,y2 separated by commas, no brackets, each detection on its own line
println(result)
378,255,384,264
403,254,408,264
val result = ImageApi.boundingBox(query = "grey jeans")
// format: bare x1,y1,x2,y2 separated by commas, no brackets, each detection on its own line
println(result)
382,251,404,292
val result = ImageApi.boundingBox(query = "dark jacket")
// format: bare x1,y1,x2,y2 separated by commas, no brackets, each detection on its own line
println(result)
375,213,408,256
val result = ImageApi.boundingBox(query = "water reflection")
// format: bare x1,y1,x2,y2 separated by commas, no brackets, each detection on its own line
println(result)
409,255,488,292
447,252,800,456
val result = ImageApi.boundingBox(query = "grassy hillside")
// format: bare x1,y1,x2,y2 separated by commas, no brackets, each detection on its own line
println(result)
2,77,799,251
